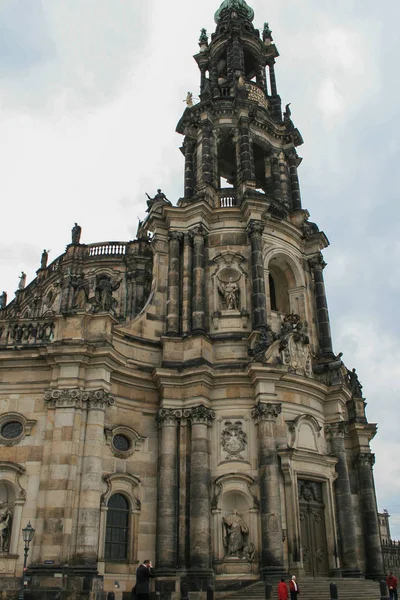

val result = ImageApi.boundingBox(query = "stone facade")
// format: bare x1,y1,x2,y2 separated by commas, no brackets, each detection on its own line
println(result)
0,1,385,598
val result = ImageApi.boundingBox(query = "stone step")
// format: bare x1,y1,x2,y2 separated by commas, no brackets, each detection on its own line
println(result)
220,577,382,600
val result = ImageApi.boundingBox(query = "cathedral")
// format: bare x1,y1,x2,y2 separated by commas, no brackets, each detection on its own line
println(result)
0,1,385,599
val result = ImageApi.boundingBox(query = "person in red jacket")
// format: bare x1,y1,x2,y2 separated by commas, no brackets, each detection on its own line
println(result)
278,578,289,600
387,572,398,600
289,575,300,600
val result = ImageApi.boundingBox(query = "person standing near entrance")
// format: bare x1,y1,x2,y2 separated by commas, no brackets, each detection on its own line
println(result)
289,575,300,600
387,572,398,600
131,559,155,600
278,578,289,600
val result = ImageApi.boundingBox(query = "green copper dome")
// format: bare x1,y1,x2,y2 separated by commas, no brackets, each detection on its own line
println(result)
214,0,254,23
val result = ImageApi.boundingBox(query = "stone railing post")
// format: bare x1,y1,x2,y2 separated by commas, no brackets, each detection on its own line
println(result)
354,452,385,578
325,423,360,576
156,408,181,572
247,220,267,331
251,402,285,577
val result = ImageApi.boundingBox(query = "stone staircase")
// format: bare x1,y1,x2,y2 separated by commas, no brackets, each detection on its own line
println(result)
218,577,382,600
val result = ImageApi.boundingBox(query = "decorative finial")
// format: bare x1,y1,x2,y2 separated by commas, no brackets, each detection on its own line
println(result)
18,272,26,291
184,92,194,107
0,291,7,310
199,28,208,44
214,0,254,24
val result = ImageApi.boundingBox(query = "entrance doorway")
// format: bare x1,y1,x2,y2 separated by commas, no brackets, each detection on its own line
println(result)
298,480,329,577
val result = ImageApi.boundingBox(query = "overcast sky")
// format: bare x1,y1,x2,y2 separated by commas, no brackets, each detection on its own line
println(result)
1,0,399,538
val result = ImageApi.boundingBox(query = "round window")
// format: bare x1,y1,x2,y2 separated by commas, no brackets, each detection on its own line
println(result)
113,434,131,452
1,421,23,439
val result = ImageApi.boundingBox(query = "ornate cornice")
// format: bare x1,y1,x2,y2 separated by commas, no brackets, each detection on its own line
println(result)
354,452,375,469
247,220,264,237
44,388,115,410
251,402,282,423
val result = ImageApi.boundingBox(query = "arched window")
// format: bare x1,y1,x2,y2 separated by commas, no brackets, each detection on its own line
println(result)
105,494,129,561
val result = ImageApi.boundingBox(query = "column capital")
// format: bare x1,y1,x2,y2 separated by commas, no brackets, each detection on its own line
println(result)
184,404,215,426
44,388,115,410
168,231,183,243
156,408,182,426
354,452,375,469
190,224,207,241
247,220,264,237
324,421,346,439
308,253,326,271
251,402,281,424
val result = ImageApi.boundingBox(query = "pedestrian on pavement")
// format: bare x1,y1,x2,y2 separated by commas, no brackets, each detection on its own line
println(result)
131,559,155,600
278,577,289,600
289,575,300,600
387,572,398,600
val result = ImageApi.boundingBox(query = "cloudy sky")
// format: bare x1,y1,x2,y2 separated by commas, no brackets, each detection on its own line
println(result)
1,0,399,537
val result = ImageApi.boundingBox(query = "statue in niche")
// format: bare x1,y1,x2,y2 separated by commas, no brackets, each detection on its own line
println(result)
40,249,50,269
347,368,363,398
93,275,121,313
223,509,249,557
71,222,82,245
70,273,89,310
18,272,26,290
0,291,7,310
0,504,12,553
218,276,240,310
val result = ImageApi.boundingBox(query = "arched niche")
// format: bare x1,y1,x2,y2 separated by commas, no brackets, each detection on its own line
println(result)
264,250,307,333
211,473,259,570
0,462,26,557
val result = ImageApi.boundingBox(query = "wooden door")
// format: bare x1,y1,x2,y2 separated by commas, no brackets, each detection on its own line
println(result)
298,480,329,577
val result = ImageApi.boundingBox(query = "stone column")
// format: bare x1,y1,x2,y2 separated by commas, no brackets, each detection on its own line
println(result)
238,119,255,183
251,402,285,577
166,232,182,336
76,390,114,564
191,225,207,334
268,61,278,96
182,233,193,336
247,220,267,331
309,254,334,357
325,423,360,576
156,408,180,572
184,137,196,199
187,405,215,582
271,152,282,204
201,121,214,186
278,151,290,209
354,452,385,578
287,150,302,211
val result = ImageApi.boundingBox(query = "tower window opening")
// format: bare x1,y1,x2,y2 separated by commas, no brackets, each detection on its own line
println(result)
244,49,258,81
218,136,237,189
253,143,267,193
269,274,277,311
269,267,290,314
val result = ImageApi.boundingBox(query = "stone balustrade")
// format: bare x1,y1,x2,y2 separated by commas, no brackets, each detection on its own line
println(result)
0,320,55,346
87,242,127,257
219,188,237,208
